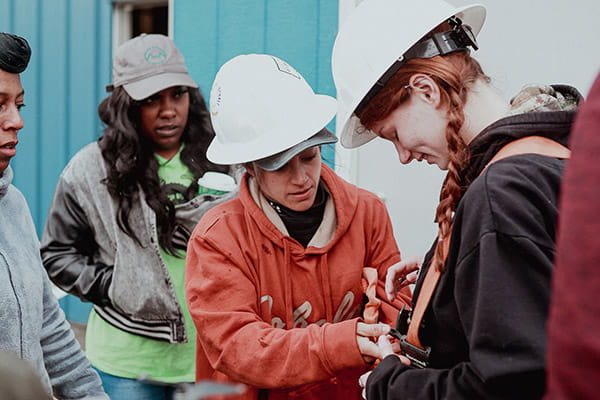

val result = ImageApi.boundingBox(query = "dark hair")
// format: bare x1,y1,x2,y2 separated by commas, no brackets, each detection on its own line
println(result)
358,51,489,272
0,32,31,73
98,86,228,256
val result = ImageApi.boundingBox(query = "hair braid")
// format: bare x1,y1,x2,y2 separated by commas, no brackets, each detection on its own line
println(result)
432,88,468,271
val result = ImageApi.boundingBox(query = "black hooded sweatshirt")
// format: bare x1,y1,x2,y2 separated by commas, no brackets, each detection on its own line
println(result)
367,85,582,400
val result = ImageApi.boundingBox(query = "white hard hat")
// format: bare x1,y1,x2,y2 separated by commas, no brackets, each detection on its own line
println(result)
332,0,486,148
207,54,337,165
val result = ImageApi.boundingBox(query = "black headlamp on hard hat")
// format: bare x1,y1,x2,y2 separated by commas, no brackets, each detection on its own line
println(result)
355,16,479,115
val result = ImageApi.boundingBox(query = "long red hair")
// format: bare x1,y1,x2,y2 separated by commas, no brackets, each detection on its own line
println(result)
358,51,488,272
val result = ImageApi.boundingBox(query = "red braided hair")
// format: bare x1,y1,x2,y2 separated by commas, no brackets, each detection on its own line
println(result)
358,51,488,272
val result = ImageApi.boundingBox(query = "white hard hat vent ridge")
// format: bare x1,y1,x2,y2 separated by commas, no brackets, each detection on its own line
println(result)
207,54,337,165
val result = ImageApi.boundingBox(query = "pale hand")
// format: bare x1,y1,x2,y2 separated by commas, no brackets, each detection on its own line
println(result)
385,255,423,301
358,370,372,400
356,322,391,363
358,335,412,400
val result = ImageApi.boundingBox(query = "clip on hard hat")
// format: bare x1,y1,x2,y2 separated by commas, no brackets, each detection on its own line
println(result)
354,16,479,115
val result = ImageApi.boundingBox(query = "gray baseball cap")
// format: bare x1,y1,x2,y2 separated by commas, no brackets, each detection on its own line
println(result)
109,33,198,100
254,128,338,171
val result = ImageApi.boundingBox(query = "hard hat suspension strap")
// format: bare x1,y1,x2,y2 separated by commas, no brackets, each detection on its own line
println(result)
354,17,478,115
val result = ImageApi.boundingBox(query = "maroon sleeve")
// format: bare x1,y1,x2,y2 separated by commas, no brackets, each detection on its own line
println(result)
545,73,600,399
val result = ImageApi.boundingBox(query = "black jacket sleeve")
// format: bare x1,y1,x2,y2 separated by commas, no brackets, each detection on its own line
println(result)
41,177,113,306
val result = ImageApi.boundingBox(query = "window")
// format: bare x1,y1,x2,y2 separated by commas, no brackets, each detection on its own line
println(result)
112,0,170,47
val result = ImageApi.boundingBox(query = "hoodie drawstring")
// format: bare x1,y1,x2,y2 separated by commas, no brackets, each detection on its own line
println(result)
283,240,295,327
318,253,334,322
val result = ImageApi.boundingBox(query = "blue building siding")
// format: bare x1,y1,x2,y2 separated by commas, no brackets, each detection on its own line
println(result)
174,0,339,164
1,0,112,323
1,0,338,323
1,0,111,230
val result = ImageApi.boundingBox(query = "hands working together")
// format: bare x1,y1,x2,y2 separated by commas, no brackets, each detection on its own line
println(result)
356,256,423,397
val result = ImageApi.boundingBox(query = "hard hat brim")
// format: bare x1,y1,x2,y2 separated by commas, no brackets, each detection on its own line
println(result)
254,128,338,171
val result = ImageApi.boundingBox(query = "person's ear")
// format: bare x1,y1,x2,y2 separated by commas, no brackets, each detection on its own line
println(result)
408,74,441,107
244,162,256,177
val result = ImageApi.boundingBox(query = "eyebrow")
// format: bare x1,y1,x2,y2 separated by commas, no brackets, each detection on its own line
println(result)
0,89,25,98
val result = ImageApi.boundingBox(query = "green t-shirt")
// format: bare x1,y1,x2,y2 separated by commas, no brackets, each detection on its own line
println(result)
86,146,205,383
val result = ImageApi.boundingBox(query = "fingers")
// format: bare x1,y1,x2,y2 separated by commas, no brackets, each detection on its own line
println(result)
405,270,419,284
357,335,381,361
359,371,371,400
356,323,391,361
358,371,371,388
385,256,423,301
356,323,417,365
361,334,410,363
378,336,412,366
377,334,394,358
399,354,412,366
356,322,390,338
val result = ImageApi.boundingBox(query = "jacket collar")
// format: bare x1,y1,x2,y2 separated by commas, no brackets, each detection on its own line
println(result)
0,166,13,198
462,84,582,185
239,163,358,250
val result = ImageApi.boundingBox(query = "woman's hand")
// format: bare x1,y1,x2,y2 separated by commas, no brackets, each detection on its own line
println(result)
377,335,410,365
356,322,390,363
358,370,372,400
358,335,411,399
385,255,423,301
